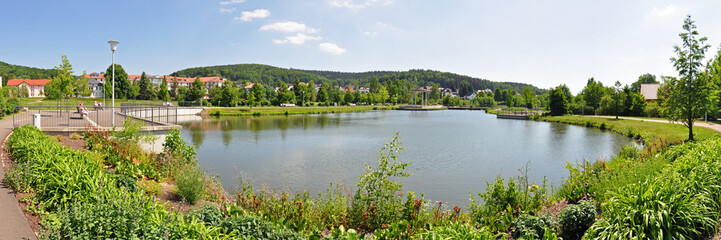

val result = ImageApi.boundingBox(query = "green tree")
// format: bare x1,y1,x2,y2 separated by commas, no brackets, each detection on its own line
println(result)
665,15,713,141
610,81,625,119
317,84,329,103
128,81,140,100
250,82,265,106
522,86,535,109
137,72,156,100
581,78,605,111
45,55,75,100
104,64,129,99
274,81,295,105
369,78,381,93
176,86,189,101
549,86,568,116
74,70,92,97
459,80,474,97
219,81,239,107
430,84,440,101
157,77,170,101
343,90,354,104
187,77,206,102
623,86,646,116
630,73,658,93
494,87,503,101
705,47,721,119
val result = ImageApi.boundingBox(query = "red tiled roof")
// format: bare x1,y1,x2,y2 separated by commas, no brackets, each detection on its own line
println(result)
84,73,224,84
7,79,51,86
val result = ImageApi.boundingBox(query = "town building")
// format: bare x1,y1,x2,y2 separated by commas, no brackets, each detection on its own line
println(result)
84,72,225,98
6,79,51,97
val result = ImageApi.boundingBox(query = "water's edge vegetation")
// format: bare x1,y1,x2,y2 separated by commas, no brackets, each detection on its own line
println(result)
3,113,721,239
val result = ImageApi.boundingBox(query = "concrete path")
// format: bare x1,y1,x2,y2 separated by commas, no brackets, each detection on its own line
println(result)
587,115,721,133
0,117,37,239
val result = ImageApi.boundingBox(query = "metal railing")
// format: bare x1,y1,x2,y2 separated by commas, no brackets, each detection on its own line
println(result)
12,105,178,129
120,103,178,126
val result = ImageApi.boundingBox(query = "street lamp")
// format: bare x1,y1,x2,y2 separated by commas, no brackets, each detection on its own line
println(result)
108,40,118,127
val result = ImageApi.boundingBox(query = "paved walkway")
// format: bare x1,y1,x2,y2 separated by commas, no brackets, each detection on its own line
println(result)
0,117,37,239
587,115,721,133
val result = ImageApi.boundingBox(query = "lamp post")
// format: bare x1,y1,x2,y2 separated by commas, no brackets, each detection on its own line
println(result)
108,40,119,127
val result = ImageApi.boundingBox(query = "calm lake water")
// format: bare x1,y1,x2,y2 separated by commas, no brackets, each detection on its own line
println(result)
178,110,635,207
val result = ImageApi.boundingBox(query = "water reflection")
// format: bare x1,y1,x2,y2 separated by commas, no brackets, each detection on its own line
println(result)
178,110,635,207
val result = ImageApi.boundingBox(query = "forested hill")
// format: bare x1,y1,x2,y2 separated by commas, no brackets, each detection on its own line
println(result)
173,64,546,94
0,61,58,85
301,69,545,94
172,64,327,85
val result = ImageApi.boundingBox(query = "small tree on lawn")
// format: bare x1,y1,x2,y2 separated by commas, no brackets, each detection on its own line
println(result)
665,15,713,141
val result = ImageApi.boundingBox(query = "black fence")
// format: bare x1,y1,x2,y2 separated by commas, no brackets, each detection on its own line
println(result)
12,105,178,129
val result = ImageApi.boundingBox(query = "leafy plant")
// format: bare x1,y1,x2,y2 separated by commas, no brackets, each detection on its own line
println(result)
113,116,157,143
511,214,556,239
586,138,721,239
349,132,410,231
558,200,596,240
138,179,162,196
175,165,206,204
416,222,501,239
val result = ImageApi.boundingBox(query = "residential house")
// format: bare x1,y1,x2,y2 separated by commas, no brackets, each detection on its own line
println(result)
7,79,52,97
640,83,661,102
85,73,225,98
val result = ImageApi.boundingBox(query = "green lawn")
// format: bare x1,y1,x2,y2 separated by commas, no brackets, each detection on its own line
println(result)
204,105,394,116
542,115,719,143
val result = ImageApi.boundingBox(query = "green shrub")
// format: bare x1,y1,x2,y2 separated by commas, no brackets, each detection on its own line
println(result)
586,138,721,239
43,187,171,239
511,214,556,239
558,200,596,240
138,179,162,196
221,214,306,240
470,174,548,232
416,222,500,239
175,165,205,204
5,125,106,209
162,129,197,168
555,160,604,203
113,116,157,143
111,173,138,192
186,205,224,227
349,133,410,231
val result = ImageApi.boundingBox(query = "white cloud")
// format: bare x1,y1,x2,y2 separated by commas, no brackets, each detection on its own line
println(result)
219,8,236,14
235,9,270,22
220,0,244,5
260,21,318,33
363,31,377,36
272,33,322,45
318,43,346,55
330,0,393,9
651,4,677,18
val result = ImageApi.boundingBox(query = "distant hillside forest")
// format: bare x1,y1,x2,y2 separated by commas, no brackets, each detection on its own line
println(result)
0,61,58,86
172,64,545,94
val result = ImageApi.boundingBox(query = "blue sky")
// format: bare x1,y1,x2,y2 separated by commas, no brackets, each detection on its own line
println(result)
2,0,721,93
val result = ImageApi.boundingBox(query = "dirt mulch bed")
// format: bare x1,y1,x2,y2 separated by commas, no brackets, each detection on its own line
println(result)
538,199,568,219
53,135,86,151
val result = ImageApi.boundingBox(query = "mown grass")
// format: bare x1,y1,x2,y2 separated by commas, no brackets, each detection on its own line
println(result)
204,105,394,116
541,115,718,144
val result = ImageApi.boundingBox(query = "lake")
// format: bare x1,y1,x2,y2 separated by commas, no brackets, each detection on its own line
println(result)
178,110,636,207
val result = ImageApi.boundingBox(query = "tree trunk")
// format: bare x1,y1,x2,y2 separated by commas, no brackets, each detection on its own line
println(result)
688,117,694,141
